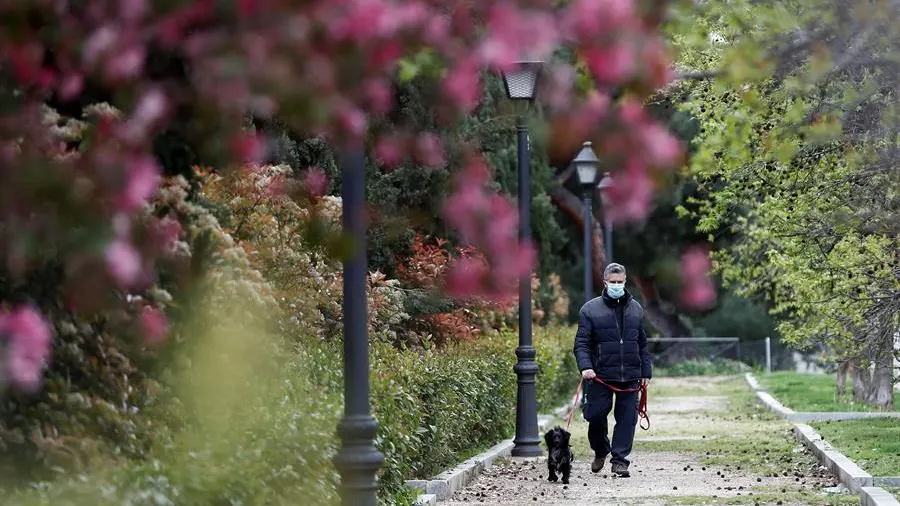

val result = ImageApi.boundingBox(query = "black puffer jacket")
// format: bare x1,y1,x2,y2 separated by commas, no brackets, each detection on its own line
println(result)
573,290,652,381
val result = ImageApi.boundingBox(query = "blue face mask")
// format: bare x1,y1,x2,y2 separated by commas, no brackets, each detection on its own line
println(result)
606,282,625,298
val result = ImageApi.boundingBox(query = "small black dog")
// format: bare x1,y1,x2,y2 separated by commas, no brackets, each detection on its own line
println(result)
543,426,573,484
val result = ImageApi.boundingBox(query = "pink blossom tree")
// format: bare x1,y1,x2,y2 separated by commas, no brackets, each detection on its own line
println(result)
0,0,688,390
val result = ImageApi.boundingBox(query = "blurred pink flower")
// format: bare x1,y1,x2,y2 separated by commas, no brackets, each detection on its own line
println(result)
0,306,52,391
485,194,518,254
480,3,557,66
492,241,535,287
106,239,143,287
585,43,635,86
618,99,647,125
119,0,149,23
139,306,168,345
602,163,655,223
442,59,481,113
232,133,267,163
443,160,491,242
364,78,393,114
414,133,445,169
132,88,168,129
375,135,406,168
83,26,118,67
562,0,635,39
58,72,84,100
118,156,161,212
151,216,183,254
640,122,682,168
442,157,534,300
679,246,717,310
445,257,489,299
337,104,367,138
104,45,146,82
305,167,329,198
680,280,717,311
681,245,712,277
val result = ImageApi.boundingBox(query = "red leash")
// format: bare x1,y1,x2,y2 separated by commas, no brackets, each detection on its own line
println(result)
565,377,650,431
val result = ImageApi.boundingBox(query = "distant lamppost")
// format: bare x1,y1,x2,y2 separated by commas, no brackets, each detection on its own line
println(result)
333,146,384,506
501,60,543,458
573,141,600,303
597,172,614,265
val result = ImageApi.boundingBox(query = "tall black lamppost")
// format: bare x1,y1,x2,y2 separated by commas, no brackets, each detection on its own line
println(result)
500,60,543,458
597,172,614,265
333,146,384,506
573,141,600,303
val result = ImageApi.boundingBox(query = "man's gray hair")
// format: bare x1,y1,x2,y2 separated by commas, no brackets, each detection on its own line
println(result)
603,263,626,280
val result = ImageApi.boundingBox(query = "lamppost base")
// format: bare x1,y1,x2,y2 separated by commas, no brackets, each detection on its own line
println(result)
511,439,544,457
334,414,385,506
511,345,542,457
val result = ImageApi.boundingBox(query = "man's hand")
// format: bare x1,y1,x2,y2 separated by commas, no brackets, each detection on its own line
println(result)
582,369,597,380
640,378,650,387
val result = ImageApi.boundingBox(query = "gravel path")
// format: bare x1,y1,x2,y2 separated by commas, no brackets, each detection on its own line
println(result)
440,376,845,506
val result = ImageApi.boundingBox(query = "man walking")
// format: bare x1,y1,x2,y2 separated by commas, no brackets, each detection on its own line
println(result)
573,263,652,478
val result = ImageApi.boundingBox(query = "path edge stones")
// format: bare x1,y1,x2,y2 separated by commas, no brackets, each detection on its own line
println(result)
792,423,872,492
743,373,898,505
743,373,900,422
409,403,571,505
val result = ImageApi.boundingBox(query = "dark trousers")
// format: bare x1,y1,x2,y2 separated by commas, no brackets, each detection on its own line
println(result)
582,379,639,466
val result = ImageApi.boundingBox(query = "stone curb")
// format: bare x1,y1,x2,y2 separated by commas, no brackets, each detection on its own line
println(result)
874,477,900,487
413,493,437,505
409,404,568,503
744,372,763,391
790,411,900,422
861,487,900,506
792,424,873,492
745,373,900,422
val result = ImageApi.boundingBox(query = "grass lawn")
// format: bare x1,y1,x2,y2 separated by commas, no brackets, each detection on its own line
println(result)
811,418,900,477
757,371,900,412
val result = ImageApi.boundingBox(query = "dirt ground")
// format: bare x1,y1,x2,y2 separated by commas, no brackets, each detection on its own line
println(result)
439,376,852,506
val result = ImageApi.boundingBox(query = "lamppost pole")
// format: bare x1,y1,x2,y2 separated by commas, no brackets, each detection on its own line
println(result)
583,191,592,303
604,218,613,265
512,113,541,457
597,172,614,265
501,60,543,458
334,145,384,506
573,141,600,304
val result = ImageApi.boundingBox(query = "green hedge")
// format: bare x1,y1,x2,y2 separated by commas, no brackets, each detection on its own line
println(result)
2,325,577,506
373,325,577,499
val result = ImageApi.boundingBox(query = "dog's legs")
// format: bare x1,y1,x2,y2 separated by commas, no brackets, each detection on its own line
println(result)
547,460,558,482
560,461,571,484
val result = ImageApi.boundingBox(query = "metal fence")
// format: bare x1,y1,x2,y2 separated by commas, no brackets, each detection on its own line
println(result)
647,337,742,368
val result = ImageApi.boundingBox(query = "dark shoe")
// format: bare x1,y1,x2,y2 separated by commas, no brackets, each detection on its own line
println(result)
590,454,606,473
611,461,630,477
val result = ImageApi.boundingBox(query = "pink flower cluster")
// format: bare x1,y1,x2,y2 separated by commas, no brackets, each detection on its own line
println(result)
442,157,535,301
0,306,52,391
596,100,684,223
0,0,684,384
679,246,717,311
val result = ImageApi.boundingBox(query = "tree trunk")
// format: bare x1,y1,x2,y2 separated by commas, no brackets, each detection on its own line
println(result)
836,360,850,396
851,359,872,404
869,322,895,410
631,276,692,337
547,185,608,288
547,184,691,337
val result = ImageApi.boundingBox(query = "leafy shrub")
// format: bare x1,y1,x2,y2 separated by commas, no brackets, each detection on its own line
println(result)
0,168,272,484
3,324,575,506
2,164,579,505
